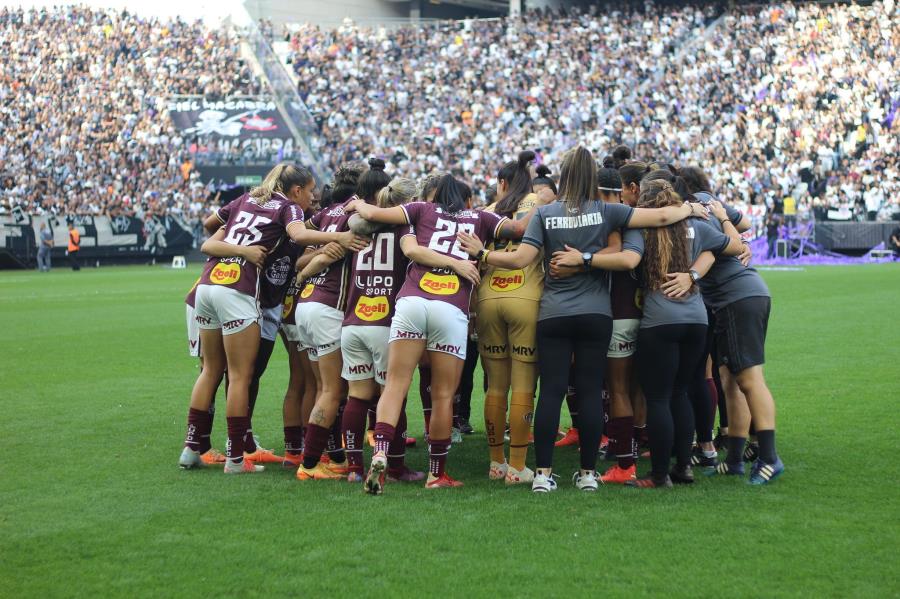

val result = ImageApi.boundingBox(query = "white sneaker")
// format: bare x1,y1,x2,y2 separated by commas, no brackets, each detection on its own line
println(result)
532,472,557,493
489,461,508,480
223,458,265,474
573,470,599,491
179,447,204,469
451,427,463,443
505,465,535,485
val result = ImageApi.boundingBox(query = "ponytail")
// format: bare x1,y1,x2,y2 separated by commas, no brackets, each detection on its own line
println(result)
250,162,313,203
494,150,536,217
376,177,417,208
432,174,467,213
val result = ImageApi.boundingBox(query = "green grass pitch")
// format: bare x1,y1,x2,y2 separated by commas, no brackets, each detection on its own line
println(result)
1,263,898,597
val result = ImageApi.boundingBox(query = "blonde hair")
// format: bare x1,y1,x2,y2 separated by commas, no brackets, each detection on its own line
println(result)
249,162,313,203
377,178,416,207
558,146,597,212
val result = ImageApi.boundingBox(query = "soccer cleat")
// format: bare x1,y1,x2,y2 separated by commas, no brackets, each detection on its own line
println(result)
451,427,463,444
691,446,719,468
599,435,609,451
555,428,580,447
282,453,303,469
405,435,417,447
573,470,599,491
297,462,343,480
364,451,387,495
626,474,673,488
367,430,376,447
532,472,558,493
320,454,331,465
743,442,760,463
458,418,474,435
748,458,784,485
224,458,264,474
425,472,464,488
244,448,284,464
600,464,637,484
179,447,204,469
670,465,695,484
706,461,745,476
713,429,728,451
201,448,226,465
324,458,350,476
387,466,426,482
347,471,364,483
504,465,534,485
489,461,509,480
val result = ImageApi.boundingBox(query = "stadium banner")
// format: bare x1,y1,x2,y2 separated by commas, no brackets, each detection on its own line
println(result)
813,222,898,251
167,98,295,157
0,214,194,267
194,165,272,187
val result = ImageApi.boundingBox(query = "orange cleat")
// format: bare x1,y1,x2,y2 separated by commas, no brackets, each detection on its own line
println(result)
325,459,350,476
425,472,464,488
244,448,284,464
201,448,226,465
282,452,303,469
320,454,331,465
297,462,343,480
555,427,580,447
600,464,637,484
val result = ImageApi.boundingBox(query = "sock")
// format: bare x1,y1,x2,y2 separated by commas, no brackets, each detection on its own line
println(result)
284,426,304,455
565,385,579,430
226,416,250,462
483,392,508,464
756,429,777,464
301,423,330,469
243,428,257,453
428,437,451,478
387,406,408,471
633,424,647,457
726,436,747,466
185,408,212,453
367,404,377,431
608,416,635,469
508,392,533,471
373,422,396,456
326,402,346,464
342,397,369,473
705,378,718,422
420,366,432,435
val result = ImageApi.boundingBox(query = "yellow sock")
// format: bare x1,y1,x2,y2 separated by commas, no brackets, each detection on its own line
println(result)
509,392,534,471
484,392,508,464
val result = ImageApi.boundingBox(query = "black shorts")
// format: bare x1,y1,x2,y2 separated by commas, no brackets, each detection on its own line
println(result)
713,296,771,374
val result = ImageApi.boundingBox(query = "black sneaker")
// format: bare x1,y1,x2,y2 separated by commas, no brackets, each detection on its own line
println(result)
458,418,474,435
691,445,719,468
626,474,673,489
743,442,760,463
670,464,695,484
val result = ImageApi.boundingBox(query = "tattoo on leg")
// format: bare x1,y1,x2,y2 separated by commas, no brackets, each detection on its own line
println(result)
310,406,327,426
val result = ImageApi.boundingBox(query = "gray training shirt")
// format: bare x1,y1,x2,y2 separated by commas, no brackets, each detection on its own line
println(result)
522,200,633,321
626,219,731,328
693,192,770,309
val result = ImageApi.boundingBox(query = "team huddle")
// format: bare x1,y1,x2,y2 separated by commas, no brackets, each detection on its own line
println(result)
178,145,785,493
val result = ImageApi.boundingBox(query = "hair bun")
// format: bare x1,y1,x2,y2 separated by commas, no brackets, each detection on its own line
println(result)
601,155,615,169
368,157,386,171
517,150,536,168
535,164,552,178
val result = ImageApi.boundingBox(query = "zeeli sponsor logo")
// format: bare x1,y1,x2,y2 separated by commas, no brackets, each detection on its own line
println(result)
210,262,241,285
419,271,459,295
223,319,246,331
300,283,315,299
354,296,389,322
489,269,524,292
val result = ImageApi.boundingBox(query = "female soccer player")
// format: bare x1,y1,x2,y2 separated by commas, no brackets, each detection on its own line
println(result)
477,151,543,485
294,159,390,480
458,146,707,493
178,163,367,474
347,174,542,493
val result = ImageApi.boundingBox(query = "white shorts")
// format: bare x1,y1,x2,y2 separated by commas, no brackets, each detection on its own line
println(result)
607,318,640,358
186,304,201,357
341,325,390,385
295,301,343,359
281,320,300,342
194,284,259,336
389,296,467,360
259,305,281,342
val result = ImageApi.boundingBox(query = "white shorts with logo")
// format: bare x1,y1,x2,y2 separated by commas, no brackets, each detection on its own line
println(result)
194,284,259,336
607,318,640,358
258,305,282,342
341,325,390,385
389,296,468,360
186,304,201,357
295,301,343,360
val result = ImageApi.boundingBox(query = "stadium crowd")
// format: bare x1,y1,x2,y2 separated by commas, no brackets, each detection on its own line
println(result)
0,6,265,221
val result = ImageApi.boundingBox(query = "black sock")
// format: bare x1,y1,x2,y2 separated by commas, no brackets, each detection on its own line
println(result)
726,436,746,466
756,429,777,464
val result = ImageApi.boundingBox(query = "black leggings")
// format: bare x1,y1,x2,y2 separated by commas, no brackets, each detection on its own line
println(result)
534,314,612,470
636,324,706,477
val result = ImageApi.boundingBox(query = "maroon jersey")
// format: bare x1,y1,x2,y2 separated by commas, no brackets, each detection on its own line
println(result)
610,270,643,320
185,275,202,308
298,198,355,310
198,193,304,298
259,240,302,309
397,202,507,314
343,225,410,327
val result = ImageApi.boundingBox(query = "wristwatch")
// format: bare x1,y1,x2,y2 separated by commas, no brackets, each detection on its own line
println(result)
476,248,488,262
582,252,592,268
689,269,701,282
